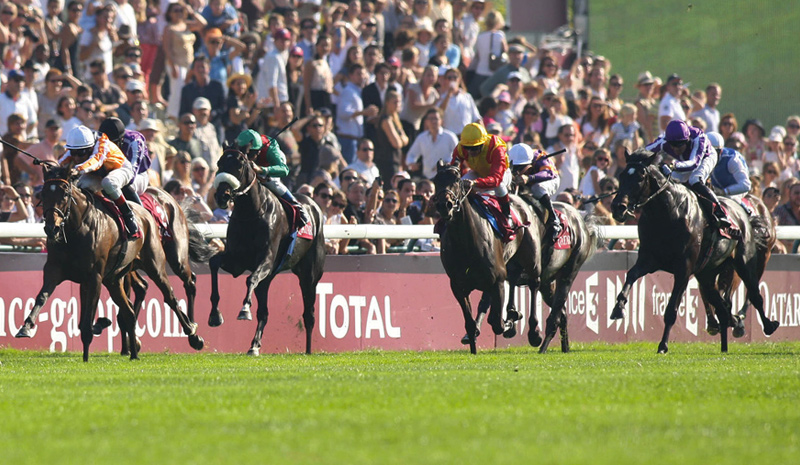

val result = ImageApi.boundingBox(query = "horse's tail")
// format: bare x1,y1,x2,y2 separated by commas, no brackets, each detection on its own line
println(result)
584,215,604,258
749,214,771,252
184,209,220,264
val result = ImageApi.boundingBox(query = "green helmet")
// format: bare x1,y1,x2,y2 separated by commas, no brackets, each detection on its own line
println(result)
236,129,263,151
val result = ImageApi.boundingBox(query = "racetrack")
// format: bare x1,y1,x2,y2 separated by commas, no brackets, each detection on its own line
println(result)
2,343,799,464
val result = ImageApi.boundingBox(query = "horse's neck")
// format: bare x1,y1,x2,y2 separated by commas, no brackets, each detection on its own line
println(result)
66,189,93,231
235,182,275,218
642,175,695,222
448,201,489,251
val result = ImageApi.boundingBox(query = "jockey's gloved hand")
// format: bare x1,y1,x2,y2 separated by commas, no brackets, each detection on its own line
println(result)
660,163,674,176
713,186,726,196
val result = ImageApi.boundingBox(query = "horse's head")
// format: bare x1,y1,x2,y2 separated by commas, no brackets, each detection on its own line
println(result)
41,164,78,242
611,148,663,222
431,160,467,220
213,146,257,206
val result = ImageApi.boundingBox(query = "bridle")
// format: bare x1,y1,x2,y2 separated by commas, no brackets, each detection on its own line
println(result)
42,177,77,243
220,149,259,198
436,168,471,217
623,162,674,215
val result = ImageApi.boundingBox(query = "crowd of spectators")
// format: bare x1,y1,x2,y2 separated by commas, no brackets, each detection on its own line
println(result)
0,0,798,253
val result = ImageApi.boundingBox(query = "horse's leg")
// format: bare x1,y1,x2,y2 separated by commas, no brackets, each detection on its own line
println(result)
16,263,64,338
486,280,506,336
294,245,325,355
165,240,198,324
452,282,477,354
657,272,690,354
247,278,273,356
238,275,256,321
208,252,224,327
540,279,571,354
733,251,779,336
528,282,555,348
697,274,730,353
558,308,570,353
79,277,103,362
106,278,141,360
611,259,656,320
462,293,488,345
116,271,149,356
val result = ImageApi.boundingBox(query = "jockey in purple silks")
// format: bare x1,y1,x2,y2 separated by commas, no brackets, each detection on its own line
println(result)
646,119,733,234
99,117,152,205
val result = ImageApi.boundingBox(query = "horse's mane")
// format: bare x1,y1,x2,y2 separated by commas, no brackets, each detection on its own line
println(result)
43,166,72,182
626,147,662,166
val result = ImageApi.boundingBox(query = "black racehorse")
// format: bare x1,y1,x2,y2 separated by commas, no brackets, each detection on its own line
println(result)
15,165,203,361
195,148,326,356
433,162,540,354
465,199,599,353
610,148,779,353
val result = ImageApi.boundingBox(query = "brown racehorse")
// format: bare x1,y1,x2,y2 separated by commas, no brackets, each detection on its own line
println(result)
14,166,204,361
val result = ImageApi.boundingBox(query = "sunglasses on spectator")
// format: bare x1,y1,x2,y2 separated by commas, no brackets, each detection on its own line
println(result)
310,123,324,128
720,121,733,127
765,170,778,175
127,52,142,58
784,141,796,146
181,119,197,125
69,7,83,12
524,111,539,116
317,192,331,199
91,70,104,76
291,53,303,58
48,78,62,83
209,39,222,45
788,123,800,129
360,146,374,151
332,202,346,208
342,175,358,182
1,10,14,15
384,197,398,204
117,74,133,79
610,82,622,87
597,157,609,162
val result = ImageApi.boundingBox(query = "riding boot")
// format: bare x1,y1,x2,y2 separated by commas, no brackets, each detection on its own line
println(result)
540,194,562,242
499,194,513,227
114,196,140,238
691,182,733,232
122,184,142,205
281,191,310,227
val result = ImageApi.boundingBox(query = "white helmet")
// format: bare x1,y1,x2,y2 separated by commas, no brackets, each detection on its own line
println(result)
65,125,96,150
706,131,724,149
508,143,534,166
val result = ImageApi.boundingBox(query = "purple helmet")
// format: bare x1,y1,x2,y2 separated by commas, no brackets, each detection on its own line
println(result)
665,120,690,142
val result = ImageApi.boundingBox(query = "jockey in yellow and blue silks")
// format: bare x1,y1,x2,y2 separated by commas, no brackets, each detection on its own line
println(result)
235,129,309,227
58,125,141,237
450,123,513,224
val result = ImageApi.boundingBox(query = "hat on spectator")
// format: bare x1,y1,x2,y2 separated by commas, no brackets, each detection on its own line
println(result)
273,28,292,40
637,71,655,85
438,65,451,76
7,69,24,81
192,97,212,110
741,119,765,138
387,56,401,68
769,126,786,142
507,71,524,82
205,28,223,39
139,118,159,131
666,73,682,85
497,91,511,103
129,63,143,76
226,72,252,88
290,46,304,58
730,131,746,145
126,79,145,93
509,44,525,54
318,107,333,118
542,87,558,98
486,122,503,134
45,119,61,129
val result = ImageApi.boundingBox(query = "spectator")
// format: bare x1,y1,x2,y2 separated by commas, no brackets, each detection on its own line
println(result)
374,89,408,180
0,185,29,222
373,188,403,253
605,74,624,115
88,59,123,115
202,28,245,92
774,183,800,251
163,2,207,119
299,114,333,183
169,113,205,161
26,119,64,183
742,118,767,172
179,56,226,125
336,63,379,163
0,70,37,138
140,118,176,184
202,0,241,37
362,61,394,140
168,151,193,186
514,103,543,145
78,5,117,82
439,68,480,136
658,73,686,132
303,34,335,114
325,188,348,254
190,157,213,198
606,103,641,153
548,124,580,194
762,187,780,214
297,18,319,60
256,28,292,114
348,138,380,184
719,113,738,143
786,115,800,140
479,44,531,99
2,114,34,186
224,72,261,144
312,182,333,216
580,96,610,146
287,46,306,111
542,92,573,148
55,96,82,140
165,180,214,221
126,101,149,131
536,56,561,96
406,108,458,179
634,71,658,143
579,148,610,200
192,97,221,169
697,83,722,133
117,79,147,127
468,9,505,98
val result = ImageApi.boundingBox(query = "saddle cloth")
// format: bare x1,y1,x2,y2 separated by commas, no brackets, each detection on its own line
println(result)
553,210,572,250
468,194,524,243
276,196,314,240
140,193,173,241
93,195,140,240
717,204,741,240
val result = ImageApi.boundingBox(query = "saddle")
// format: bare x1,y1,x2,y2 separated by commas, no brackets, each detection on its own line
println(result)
93,195,139,241
468,193,525,243
92,192,173,242
276,196,314,240
520,194,572,249
693,193,741,240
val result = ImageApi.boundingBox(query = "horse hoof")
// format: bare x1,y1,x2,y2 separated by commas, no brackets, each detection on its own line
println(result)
92,318,112,335
15,325,32,338
208,311,224,327
507,307,521,322
503,326,517,339
706,324,720,336
657,344,668,354
610,303,625,320
238,308,252,321
189,334,204,351
460,334,471,345
121,349,130,356
764,320,780,336
732,325,745,338
528,331,542,348
469,343,477,355
186,322,198,336
135,338,142,352
247,348,260,356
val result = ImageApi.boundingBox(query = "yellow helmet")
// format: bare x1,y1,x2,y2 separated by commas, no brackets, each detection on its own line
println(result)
460,123,490,147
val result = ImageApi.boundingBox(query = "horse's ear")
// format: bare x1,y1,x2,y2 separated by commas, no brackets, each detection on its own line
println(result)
624,148,631,164
436,159,446,171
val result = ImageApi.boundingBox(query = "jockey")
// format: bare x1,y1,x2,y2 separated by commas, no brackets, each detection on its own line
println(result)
707,131,752,213
235,129,310,226
450,122,513,225
59,125,140,237
646,119,733,234
509,143,562,242
98,117,152,205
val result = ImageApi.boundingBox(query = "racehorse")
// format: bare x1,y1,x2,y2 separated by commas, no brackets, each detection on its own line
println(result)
610,148,778,353
465,199,599,353
15,165,203,361
195,147,326,356
432,161,540,355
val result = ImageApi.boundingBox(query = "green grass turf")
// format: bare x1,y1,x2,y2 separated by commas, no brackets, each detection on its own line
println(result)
589,1,800,129
1,343,799,464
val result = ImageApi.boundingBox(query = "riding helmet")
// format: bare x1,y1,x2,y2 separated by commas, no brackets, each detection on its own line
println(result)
65,125,96,150
706,132,724,149
665,119,690,142
460,123,490,147
236,129,263,151
99,117,126,145
508,143,534,166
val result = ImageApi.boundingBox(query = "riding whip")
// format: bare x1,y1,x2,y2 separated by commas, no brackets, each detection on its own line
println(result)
274,117,299,138
0,138,45,165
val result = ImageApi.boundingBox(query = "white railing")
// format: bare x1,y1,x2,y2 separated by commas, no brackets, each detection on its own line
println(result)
2,223,800,241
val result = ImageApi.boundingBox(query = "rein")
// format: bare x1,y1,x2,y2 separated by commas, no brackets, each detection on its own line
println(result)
42,178,76,243
627,165,674,213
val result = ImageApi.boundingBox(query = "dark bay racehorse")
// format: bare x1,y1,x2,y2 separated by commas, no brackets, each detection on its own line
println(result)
610,149,778,353
196,148,326,356
433,162,540,354
15,166,203,361
466,199,599,353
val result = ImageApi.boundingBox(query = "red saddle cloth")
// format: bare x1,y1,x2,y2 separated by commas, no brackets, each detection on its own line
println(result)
140,193,173,242
93,195,142,240
276,196,314,240
553,209,572,250
741,197,755,216
718,204,741,240
471,194,525,243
